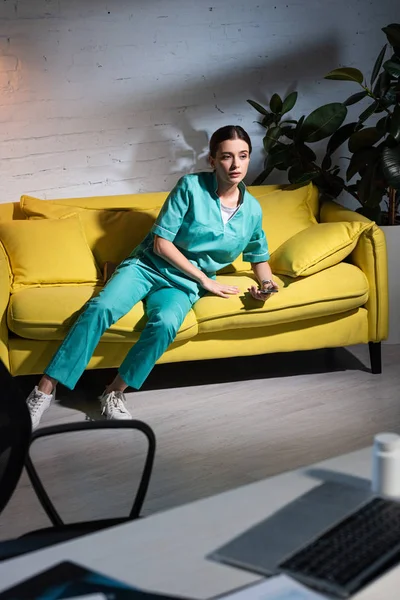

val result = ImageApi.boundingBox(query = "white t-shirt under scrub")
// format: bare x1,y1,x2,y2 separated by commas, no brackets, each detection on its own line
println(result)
220,202,240,224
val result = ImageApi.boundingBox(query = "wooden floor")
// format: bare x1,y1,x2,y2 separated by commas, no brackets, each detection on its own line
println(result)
1,343,400,542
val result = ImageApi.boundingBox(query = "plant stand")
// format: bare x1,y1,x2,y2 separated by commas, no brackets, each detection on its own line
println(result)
382,225,400,344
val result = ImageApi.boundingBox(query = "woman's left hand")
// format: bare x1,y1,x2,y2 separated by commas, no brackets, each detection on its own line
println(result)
247,282,279,301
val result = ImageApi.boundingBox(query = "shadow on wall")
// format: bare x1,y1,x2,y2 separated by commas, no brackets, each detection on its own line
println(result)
123,34,341,187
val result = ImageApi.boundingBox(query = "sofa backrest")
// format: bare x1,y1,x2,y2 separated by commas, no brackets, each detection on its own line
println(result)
0,183,320,221
0,183,320,272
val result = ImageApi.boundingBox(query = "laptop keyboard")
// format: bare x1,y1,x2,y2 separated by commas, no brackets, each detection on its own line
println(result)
279,496,400,597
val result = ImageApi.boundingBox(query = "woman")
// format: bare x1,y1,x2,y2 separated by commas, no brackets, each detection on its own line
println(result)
27,125,279,429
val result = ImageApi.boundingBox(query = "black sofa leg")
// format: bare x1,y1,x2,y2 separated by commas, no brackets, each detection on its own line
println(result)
369,342,382,374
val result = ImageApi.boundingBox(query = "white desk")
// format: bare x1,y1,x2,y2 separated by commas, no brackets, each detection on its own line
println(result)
0,447,397,599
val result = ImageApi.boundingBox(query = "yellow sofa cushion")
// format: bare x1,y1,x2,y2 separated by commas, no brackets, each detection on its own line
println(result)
254,182,318,254
219,183,318,274
193,263,369,334
8,286,198,342
249,182,320,221
269,221,374,277
78,209,158,268
20,196,77,219
0,216,101,291
20,195,159,268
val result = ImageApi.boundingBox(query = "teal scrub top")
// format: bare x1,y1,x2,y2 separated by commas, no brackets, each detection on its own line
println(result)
131,171,270,295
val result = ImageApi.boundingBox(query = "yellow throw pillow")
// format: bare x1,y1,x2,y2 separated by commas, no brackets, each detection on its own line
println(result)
78,208,159,267
0,215,101,291
253,183,318,254
20,195,159,268
20,196,77,219
269,221,374,277
249,182,320,221
218,183,318,275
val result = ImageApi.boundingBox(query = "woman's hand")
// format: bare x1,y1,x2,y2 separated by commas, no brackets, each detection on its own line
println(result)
248,280,279,301
201,278,240,299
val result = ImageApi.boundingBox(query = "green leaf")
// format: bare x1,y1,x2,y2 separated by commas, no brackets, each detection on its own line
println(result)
390,106,400,142
373,70,391,97
382,24,400,49
327,122,358,155
346,147,379,180
281,91,298,114
382,145,400,189
270,93,283,114
371,44,387,86
343,90,368,106
376,115,390,135
365,188,384,209
288,164,306,184
321,154,332,170
358,100,379,124
324,67,364,84
347,184,359,194
301,103,347,143
265,145,294,171
298,143,317,163
294,115,305,143
293,172,320,185
348,127,383,153
281,119,297,124
383,60,400,78
357,162,382,208
381,87,398,108
267,145,293,168
261,113,275,128
247,99,269,116
318,171,346,198
263,126,282,152
280,126,295,140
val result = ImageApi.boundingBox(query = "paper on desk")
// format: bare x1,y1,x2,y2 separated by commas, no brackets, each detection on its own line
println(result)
219,575,326,600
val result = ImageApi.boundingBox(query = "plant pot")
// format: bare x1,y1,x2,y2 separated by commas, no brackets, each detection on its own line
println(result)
381,224,400,344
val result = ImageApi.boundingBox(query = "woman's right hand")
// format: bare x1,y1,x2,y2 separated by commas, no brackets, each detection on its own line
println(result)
201,278,240,299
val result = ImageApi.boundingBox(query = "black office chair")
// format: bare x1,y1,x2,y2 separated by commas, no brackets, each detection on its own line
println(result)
0,360,32,517
0,360,156,560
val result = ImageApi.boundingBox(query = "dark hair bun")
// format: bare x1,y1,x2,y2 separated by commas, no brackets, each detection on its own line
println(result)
209,125,252,157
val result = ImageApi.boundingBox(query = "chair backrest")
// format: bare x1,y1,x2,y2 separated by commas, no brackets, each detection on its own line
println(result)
0,360,32,516
25,420,156,527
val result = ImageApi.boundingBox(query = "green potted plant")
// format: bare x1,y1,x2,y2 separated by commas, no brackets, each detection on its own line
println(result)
247,22,400,342
247,23,400,226
323,22,400,225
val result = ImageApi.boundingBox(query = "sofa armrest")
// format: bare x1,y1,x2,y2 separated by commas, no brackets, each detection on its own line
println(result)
320,200,388,342
0,243,10,369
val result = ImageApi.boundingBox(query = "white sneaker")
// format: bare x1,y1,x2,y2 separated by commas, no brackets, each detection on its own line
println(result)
26,386,54,430
99,390,132,420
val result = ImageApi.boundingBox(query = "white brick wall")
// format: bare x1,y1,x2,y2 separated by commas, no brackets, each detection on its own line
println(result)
0,0,398,202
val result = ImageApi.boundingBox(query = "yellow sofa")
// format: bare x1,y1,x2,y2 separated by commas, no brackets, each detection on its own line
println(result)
0,182,388,379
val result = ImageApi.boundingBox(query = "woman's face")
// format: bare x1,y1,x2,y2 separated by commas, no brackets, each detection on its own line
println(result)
209,138,250,187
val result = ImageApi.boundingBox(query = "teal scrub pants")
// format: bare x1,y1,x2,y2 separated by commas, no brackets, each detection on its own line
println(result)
44,257,200,390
